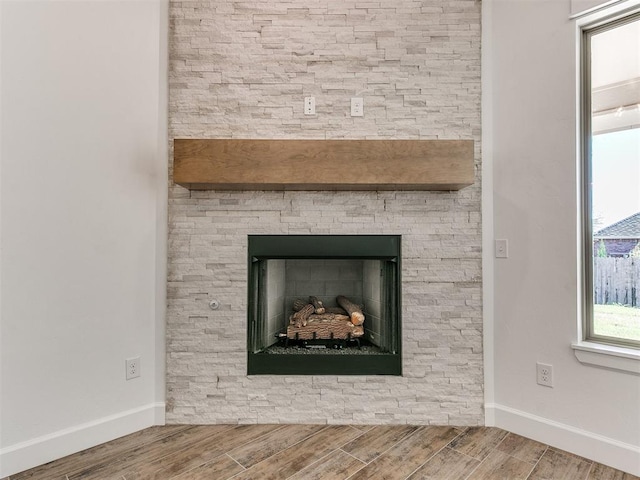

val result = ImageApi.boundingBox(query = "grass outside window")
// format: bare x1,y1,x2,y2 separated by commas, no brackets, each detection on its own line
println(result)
593,304,640,342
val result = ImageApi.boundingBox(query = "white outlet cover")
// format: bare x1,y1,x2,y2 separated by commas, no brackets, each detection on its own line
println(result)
536,362,553,387
304,96,315,115
351,97,363,117
126,357,140,380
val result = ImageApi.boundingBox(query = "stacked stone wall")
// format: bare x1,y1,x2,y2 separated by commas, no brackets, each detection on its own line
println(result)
168,0,483,425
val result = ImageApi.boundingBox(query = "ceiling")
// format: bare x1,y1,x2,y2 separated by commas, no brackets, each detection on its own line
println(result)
591,17,640,134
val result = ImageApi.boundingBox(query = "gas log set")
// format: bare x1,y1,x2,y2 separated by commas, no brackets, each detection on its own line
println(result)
279,295,366,347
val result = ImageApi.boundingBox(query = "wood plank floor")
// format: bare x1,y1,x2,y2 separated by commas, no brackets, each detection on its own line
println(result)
4,425,638,480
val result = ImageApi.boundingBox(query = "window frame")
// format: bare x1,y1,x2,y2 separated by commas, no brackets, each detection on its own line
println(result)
580,11,640,349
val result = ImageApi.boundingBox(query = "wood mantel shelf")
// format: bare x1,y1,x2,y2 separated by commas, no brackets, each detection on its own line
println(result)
173,139,474,191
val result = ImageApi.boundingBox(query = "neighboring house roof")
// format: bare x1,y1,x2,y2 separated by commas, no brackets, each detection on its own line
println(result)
594,238,639,257
594,212,640,239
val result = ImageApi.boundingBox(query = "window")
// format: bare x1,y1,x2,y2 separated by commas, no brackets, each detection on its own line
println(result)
582,13,640,348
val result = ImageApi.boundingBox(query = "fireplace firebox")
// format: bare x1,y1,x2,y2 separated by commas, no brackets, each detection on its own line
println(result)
247,235,401,375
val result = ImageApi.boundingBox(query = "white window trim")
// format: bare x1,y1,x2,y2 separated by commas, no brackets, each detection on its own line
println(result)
574,0,640,369
570,0,635,20
572,341,640,374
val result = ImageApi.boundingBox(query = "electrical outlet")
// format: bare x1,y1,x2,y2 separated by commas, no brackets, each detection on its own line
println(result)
351,97,364,117
304,96,315,115
536,362,553,387
126,357,140,380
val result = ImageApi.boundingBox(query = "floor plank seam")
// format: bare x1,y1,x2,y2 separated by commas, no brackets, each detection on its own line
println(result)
337,448,369,480
70,426,198,480
401,442,451,480
226,453,247,471
343,458,370,480
521,462,537,480
9,425,638,480
496,433,547,472
524,446,548,480
226,468,244,480
121,426,232,479
241,424,337,467
361,425,425,466
224,423,290,460
222,425,339,479
338,447,367,465
447,427,468,447
462,452,486,480
342,425,368,444
281,447,348,480
343,467,363,480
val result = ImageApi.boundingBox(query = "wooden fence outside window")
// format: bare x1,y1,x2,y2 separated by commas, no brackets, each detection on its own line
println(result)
594,257,639,307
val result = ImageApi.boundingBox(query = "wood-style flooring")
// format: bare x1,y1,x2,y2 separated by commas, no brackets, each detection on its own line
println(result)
5,425,638,480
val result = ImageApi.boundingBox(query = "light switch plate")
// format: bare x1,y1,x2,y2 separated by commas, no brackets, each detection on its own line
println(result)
495,239,508,258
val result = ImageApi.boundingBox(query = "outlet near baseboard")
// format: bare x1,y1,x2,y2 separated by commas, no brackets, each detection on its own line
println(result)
126,357,140,380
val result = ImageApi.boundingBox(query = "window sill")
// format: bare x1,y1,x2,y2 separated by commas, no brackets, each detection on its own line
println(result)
572,341,640,375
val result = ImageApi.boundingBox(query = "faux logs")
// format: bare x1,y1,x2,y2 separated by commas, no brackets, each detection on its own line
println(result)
287,315,364,340
290,303,314,327
336,295,365,326
294,297,326,315
324,306,348,315
308,296,326,314
305,312,350,323
292,299,308,312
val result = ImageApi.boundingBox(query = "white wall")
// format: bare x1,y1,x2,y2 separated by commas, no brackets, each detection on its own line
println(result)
571,0,627,16
0,1,167,476
487,0,640,475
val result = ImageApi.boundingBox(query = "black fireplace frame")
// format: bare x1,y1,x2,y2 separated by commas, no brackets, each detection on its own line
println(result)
247,234,402,375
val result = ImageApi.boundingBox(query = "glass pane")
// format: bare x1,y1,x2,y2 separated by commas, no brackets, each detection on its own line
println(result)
590,18,640,343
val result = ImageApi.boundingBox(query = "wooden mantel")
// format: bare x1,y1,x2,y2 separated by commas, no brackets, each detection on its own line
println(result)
173,139,474,191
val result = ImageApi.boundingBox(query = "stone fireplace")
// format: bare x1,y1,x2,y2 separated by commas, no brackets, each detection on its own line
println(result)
167,0,482,425
247,235,401,375
166,190,483,425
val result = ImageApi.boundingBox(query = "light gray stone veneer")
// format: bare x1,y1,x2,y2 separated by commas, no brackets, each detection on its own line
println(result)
168,0,483,425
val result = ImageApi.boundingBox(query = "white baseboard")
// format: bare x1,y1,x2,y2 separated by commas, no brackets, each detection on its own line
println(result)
0,402,165,478
487,403,640,476
154,401,167,425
